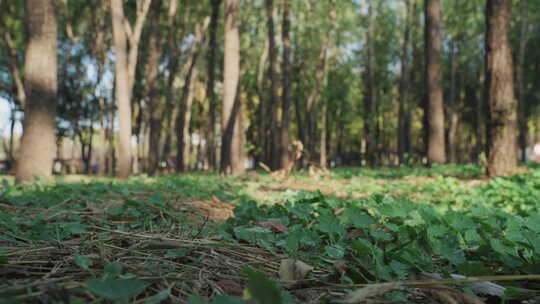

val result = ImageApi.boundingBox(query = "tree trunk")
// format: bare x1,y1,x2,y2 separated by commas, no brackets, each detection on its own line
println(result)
110,0,151,179
177,65,199,172
516,7,531,162
397,0,412,165
16,0,57,183
2,30,26,110
146,0,163,175
485,0,518,177
206,0,222,171
255,40,269,166
446,39,459,163
221,0,244,176
364,1,377,167
110,0,132,178
305,1,336,164
265,0,281,170
176,18,209,172
320,98,328,168
279,0,292,169
425,0,446,165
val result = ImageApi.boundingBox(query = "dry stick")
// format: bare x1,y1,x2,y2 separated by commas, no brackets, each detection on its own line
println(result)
324,274,540,289
90,225,256,249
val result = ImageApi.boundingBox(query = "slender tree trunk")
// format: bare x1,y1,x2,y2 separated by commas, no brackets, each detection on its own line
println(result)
255,40,269,166
177,66,199,172
107,89,116,175
265,0,281,169
424,0,446,165
279,0,292,169
305,1,336,164
293,46,306,149
8,111,15,163
110,0,151,179
111,0,132,178
221,0,244,176
364,1,377,167
16,0,57,183
320,98,328,168
2,31,26,110
397,0,412,165
465,79,482,162
206,0,222,171
485,0,518,176
447,39,459,163
146,0,163,175
516,7,531,162
176,18,209,172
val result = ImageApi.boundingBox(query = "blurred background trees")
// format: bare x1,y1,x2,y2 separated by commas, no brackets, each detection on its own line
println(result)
0,0,537,181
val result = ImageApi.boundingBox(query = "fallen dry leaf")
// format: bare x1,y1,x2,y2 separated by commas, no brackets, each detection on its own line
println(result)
257,221,288,233
421,286,485,304
279,259,314,281
346,229,364,239
341,282,401,303
334,261,348,276
216,279,243,296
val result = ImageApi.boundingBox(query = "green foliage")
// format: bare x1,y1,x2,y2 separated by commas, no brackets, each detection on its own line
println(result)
223,166,540,288
86,278,146,302
3,166,540,302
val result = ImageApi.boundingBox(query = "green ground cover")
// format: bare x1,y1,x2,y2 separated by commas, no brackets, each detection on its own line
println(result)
1,164,540,303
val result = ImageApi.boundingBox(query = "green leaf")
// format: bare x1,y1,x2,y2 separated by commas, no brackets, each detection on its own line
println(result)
404,211,425,227
457,261,492,276
371,229,393,241
244,268,283,304
187,294,209,304
63,222,87,234
490,238,515,256
325,244,345,259
464,229,481,243
74,254,93,269
427,225,448,239
213,295,246,304
148,192,167,208
352,239,373,255
104,261,123,277
86,278,146,301
342,208,375,228
144,290,170,304
315,213,343,236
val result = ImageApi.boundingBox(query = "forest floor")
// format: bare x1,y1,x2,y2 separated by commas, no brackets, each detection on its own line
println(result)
1,164,540,303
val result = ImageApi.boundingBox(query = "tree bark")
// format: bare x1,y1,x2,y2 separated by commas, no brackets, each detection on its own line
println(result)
146,0,164,175
446,39,459,163
516,6,531,162
305,1,335,164
176,18,209,172
397,0,412,165
206,0,222,171
16,0,57,183
110,0,132,179
1,30,26,110
255,40,269,166
424,0,446,165
279,0,292,169
485,0,518,176
110,0,151,179
364,0,377,167
265,0,280,170
221,0,244,176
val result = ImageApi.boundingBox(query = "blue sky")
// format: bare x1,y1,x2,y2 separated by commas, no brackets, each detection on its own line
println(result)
0,97,21,137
